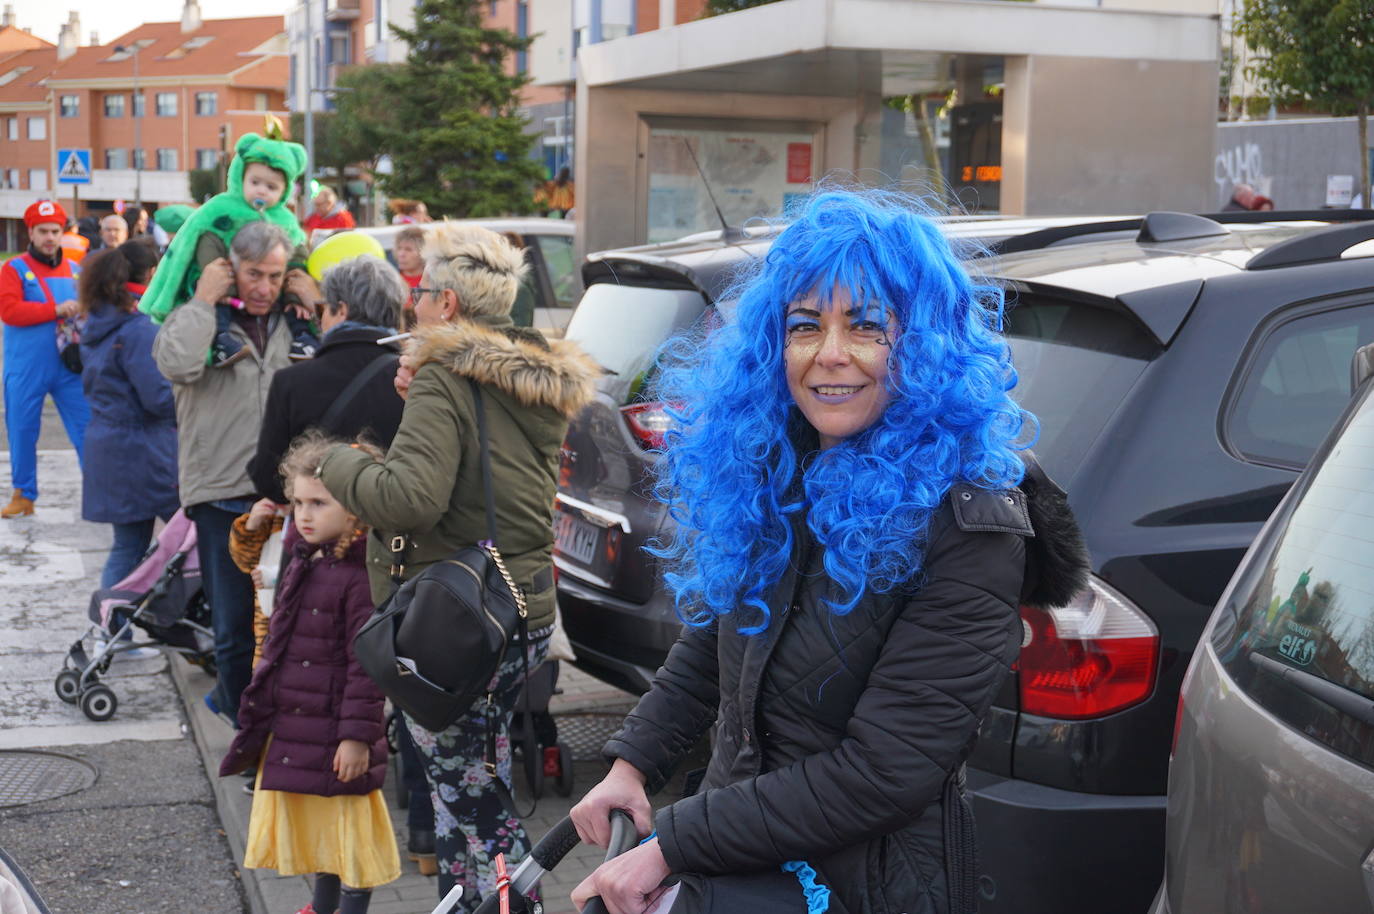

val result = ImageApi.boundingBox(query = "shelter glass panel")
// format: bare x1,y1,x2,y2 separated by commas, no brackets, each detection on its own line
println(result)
645,120,817,243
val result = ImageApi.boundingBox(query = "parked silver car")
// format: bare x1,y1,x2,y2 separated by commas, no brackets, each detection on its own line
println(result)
328,218,579,334
1153,345,1374,914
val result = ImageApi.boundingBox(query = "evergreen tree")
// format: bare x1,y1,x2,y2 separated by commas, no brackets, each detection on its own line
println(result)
383,0,542,217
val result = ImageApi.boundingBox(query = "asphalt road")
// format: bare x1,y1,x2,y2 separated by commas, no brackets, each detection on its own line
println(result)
0,445,248,913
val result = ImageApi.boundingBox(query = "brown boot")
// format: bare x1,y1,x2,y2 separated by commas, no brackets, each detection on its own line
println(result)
0,489,33,518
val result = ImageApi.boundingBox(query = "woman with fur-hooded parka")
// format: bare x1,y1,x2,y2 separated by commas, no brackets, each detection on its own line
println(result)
317,223,599,912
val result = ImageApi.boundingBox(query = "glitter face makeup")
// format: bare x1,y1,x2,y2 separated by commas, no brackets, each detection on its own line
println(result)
784,287,896,449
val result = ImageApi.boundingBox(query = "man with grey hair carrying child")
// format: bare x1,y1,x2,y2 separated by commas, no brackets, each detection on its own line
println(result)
154,219,323,724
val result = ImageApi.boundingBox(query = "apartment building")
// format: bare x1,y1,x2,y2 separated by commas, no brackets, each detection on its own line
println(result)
0,1,287,248
284,0,704,184
525,0,706,176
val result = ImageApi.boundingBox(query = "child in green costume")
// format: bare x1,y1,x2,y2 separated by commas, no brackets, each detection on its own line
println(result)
140,128,320,366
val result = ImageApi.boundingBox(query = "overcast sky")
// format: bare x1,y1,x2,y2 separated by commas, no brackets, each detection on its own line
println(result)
13,0,292,46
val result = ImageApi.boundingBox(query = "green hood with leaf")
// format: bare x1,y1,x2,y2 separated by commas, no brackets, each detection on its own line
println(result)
140,129,309,322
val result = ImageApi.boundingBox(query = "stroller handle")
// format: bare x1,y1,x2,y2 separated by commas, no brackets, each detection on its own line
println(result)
467,810,638,914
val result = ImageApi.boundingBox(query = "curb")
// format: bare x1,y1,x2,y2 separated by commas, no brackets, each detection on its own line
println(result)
166,656,273,914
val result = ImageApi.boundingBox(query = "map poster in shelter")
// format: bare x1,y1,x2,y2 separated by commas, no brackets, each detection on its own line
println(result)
647,127,815,243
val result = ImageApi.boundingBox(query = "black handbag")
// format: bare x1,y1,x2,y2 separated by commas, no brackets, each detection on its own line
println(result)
352,378,530,735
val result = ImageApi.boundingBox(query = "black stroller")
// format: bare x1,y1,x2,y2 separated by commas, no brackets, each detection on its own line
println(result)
54,510,213,722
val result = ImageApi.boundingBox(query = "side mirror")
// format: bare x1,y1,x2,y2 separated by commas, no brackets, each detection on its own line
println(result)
1352,343,1374,394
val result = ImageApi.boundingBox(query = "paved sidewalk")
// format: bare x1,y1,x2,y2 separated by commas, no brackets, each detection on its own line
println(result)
171,652,703,914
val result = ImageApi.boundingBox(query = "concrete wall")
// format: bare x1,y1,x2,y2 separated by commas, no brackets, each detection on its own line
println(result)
1002,54,1217,215
1214,118,1371,209
574,84,858,256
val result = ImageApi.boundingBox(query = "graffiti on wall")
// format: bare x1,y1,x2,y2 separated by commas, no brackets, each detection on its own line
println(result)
1215,142,1271,202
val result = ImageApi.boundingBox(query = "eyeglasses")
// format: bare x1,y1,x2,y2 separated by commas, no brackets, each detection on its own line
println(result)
409,287,437,306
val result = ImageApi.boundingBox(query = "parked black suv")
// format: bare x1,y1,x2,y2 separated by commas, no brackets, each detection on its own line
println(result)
554,211,1374,914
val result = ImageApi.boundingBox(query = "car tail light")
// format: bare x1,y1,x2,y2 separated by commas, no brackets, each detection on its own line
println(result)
621,402,673,450
1017,576,1159,719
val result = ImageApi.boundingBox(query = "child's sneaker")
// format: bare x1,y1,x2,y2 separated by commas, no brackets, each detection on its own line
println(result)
289,333,320,361
211,331,248,368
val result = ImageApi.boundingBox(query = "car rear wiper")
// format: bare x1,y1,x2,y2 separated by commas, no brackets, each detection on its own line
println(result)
1249,652,1374,726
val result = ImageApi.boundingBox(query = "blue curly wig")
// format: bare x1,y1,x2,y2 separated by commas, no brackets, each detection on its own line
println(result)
650,190,1036,633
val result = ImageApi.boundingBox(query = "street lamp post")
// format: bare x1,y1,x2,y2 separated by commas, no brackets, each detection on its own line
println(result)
114,43,143,210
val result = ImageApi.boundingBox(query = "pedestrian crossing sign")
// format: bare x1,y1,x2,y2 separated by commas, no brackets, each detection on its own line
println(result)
57,148,91,185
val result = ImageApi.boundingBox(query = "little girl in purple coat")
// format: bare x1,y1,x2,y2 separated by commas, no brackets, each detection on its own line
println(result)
221,432,399,914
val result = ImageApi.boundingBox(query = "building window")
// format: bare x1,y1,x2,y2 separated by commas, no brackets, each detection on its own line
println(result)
59,95,79,118
132,92,145,117
195,91,217,116
132,148,146,170
255,92,269,111
516,1,528,73
5,118,15,140
105,148,128,169
327,29,350,67
26,117,45,140
1,168,17,188
156,148,178,171
195,148,218,170
104,94,125,117
155,92,177,117
28,168,47,190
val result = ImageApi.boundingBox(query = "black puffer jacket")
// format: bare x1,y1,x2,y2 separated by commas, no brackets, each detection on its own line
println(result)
604,467,1088,914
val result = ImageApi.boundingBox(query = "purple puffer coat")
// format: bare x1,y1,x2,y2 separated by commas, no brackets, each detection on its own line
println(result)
220,526,388,796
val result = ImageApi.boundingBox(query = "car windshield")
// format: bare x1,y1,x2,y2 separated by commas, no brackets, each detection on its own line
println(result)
1212,385,1374,767
1005,293,1160,485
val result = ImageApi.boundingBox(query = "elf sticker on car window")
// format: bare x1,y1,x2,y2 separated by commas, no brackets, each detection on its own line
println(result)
1278,620,1317,666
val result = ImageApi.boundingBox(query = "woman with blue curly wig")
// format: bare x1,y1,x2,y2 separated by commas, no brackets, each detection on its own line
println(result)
569,190,1088,914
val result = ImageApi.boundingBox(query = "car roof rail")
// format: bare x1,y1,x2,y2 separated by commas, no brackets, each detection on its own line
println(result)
1246,220,1374,270
1136,211,1229,242
995,209,1374,256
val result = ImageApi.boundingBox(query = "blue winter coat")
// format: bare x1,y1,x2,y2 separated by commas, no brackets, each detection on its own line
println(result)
80,301,180,523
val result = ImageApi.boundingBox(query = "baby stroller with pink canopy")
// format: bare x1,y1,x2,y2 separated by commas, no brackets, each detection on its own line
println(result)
53,510,214,722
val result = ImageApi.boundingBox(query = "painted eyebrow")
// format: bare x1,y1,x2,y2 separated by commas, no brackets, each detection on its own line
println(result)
785,307,821,317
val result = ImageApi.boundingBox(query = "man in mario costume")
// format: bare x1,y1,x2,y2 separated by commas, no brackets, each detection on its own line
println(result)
0,200,90,517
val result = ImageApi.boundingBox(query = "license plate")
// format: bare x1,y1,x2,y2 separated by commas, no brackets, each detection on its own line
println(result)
555,512,599,564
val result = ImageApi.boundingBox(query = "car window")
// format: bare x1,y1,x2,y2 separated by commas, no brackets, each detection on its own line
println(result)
532,234,579,308
1213,389,1374,768
1005,294,1159,485
1227,304,1374,468
565,284,707,395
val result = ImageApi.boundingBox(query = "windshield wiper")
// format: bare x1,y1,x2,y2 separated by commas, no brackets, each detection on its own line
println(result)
1249,652,1374,727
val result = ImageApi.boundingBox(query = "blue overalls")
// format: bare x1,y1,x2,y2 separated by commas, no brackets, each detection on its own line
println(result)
2,254,89,501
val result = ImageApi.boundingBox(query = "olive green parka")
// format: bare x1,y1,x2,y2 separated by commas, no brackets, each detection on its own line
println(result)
319,317,600,631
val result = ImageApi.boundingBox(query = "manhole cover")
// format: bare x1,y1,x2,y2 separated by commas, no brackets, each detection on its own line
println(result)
0,750,97,807
556,712,628,760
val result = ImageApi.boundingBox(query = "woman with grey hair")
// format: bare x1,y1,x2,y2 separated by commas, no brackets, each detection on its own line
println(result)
316,222,599,912
246,254,408,505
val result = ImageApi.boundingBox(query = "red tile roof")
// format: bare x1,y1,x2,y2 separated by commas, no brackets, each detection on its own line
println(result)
47,16,285,84
0,25,52,53
0,47,59,105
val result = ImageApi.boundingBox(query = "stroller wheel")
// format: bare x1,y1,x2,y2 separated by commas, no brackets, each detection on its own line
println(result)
80,684,118,722
553,742,575,797
54,670,81,704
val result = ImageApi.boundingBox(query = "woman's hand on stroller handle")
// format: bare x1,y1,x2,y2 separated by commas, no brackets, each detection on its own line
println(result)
572,835,672,914
571,758,654,848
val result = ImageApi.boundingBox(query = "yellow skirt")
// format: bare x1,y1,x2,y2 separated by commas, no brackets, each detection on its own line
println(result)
243,759,401,889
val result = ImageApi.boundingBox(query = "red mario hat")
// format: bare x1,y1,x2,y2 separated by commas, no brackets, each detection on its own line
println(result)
23,199,67,229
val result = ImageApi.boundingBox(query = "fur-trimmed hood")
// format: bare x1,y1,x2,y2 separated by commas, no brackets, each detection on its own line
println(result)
409,319,600,418
1018,451,1091,609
